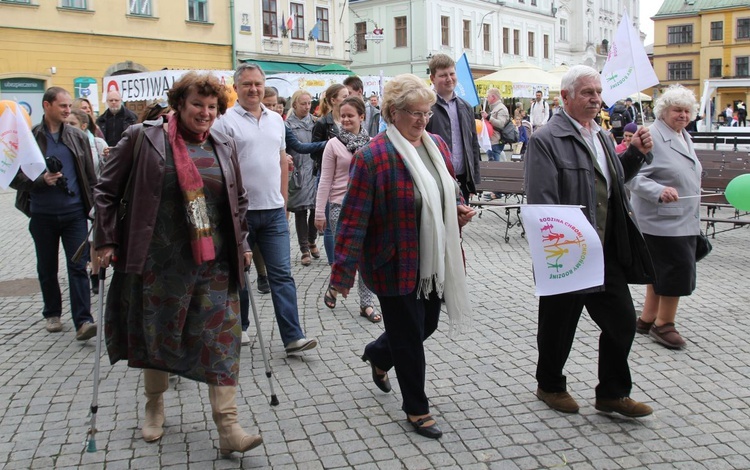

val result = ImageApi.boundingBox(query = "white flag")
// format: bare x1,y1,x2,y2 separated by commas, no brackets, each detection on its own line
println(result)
520,205,604,296
600,11,659,106
0,101,46,189
477,120,492,153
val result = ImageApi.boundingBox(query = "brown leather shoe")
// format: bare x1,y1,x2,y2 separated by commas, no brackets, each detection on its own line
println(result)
595,397,653,417
536,388,580,413
635,317,653,335
649,323,686,349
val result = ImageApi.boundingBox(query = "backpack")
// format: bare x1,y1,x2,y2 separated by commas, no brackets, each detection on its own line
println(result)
609,104,630,129
500,120,519,143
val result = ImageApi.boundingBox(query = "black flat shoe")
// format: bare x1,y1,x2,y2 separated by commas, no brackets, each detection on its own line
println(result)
407,415,443,439
361,352,391,393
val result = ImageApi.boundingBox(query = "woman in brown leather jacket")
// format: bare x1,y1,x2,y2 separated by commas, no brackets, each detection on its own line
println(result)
94,72,262,456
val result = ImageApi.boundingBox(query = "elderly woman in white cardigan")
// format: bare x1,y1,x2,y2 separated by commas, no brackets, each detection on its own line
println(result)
626,84,702,350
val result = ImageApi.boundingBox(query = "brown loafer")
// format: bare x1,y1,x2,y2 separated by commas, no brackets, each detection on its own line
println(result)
536,388,579,413
595,397,653,417
635,317,654,335
649,323,686,349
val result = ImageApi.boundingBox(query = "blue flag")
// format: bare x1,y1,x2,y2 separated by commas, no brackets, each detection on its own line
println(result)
309,21,320,40
454,53,479,107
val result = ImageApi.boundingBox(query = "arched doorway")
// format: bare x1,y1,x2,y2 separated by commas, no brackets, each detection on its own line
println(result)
103,61,149,117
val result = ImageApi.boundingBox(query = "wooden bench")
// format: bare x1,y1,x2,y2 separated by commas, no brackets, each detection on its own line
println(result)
471,161,526,242
698,164,750,236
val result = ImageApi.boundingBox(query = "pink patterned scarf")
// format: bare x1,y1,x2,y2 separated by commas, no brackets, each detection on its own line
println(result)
167,113,215,264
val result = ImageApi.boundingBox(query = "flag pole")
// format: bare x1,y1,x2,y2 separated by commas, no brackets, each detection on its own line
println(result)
625,8,644,125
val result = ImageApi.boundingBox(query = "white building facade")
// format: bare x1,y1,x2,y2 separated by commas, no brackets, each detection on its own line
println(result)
349,0,642,77
234,0,351,71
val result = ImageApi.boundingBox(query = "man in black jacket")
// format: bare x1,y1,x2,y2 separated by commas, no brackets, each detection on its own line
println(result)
425,54,481,202
11,87,98,340
96,90,137,146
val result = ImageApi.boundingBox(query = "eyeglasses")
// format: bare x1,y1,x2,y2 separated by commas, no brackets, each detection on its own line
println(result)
401,109,433,120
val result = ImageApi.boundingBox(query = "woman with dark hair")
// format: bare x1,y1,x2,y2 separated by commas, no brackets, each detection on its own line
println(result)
94,72,262,455
315,96,380,322
72,97,105,139
139,100,172,123
311,83,349,264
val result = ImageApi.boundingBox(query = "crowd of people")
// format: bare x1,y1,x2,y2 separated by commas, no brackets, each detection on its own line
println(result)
10,56,708,455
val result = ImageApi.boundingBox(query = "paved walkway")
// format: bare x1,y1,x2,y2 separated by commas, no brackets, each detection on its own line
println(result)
1,188,749,469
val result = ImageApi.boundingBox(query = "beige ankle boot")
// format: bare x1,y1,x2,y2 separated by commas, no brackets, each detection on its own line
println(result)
208,385,263,455
142,369,169,442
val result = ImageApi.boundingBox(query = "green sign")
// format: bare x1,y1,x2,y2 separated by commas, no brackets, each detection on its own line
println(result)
0,78,44,92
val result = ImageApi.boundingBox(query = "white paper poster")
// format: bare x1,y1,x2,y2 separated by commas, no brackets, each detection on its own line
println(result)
520,205,604,296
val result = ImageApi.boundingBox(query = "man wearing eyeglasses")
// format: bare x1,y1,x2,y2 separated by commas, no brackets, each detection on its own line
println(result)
425,54,481,203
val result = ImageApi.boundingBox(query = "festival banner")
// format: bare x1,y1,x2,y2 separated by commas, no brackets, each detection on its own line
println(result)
519,205,604,296
102,70,235,103
0,101,46,189
600,11,659,106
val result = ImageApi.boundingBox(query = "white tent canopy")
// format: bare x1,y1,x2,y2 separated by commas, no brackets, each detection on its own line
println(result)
480,62,556,97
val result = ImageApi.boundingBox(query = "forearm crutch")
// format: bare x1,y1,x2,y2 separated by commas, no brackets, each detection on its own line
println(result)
243,267,279,406
84,267,106,452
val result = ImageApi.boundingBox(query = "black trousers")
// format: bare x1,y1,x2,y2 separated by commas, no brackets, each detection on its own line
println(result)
456,172,472,203
535,221,637,400
365,286,441,416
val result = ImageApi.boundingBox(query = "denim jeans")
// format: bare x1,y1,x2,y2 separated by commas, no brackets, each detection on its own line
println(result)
239,207,305,346
316,173,335,265
29,210,93,329
487,143,506,162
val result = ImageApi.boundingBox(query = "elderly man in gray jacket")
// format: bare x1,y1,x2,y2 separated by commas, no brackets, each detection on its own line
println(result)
524,65,656,418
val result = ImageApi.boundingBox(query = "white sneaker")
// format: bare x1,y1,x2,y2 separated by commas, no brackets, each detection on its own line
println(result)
285,337,318,354
241,330,251,346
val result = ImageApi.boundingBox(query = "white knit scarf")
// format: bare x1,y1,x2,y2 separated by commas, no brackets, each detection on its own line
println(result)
386,125,473,336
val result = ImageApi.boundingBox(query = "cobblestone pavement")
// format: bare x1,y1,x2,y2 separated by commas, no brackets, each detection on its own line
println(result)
1,187,749,469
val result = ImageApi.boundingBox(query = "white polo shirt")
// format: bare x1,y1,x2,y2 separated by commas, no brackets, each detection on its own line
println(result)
213,103,286,210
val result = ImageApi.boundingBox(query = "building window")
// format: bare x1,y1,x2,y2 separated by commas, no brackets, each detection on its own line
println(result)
129,0,152,16
483,24,491,51
667,24,693,44
709,58,722,78
513,29,520,55
463,20,471,49
737,57,749,77
262,0,276,36
188,0,208,21
395,16,407,47
559,18,568,42
62,0,86,8
531,0,537,5
441,16,450,46
738,19,750,39
543,34,549,59
667,61,692,81
316,7,329,42
528,31,535,57
355,21,367,52
710,21,723,41
1,0,32,3
503,27,509,53
290,2,304,40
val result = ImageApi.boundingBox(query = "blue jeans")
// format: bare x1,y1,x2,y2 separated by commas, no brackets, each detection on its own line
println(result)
239,207,305,346
29,210,93,329
487,143,506,162
323,203,334,265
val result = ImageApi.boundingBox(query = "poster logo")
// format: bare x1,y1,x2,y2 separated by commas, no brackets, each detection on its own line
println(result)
539,217,587,278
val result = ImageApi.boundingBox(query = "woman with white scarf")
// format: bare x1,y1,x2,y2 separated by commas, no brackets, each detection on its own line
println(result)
329,74,476,439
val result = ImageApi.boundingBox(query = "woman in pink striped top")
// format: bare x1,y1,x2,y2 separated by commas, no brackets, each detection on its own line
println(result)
315,97,381,323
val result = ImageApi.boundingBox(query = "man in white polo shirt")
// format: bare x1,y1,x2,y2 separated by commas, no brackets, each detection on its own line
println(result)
214,63,317,355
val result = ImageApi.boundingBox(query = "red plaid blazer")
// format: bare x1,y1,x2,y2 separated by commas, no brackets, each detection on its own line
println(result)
329,131,457,296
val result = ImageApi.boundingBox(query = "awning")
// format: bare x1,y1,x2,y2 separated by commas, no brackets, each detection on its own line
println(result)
240,59,318,73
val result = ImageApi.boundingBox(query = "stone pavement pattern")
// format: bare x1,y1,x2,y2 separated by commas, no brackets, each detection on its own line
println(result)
1,187,749,469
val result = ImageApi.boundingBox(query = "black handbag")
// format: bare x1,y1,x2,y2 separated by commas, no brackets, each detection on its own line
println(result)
695,231,712,262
